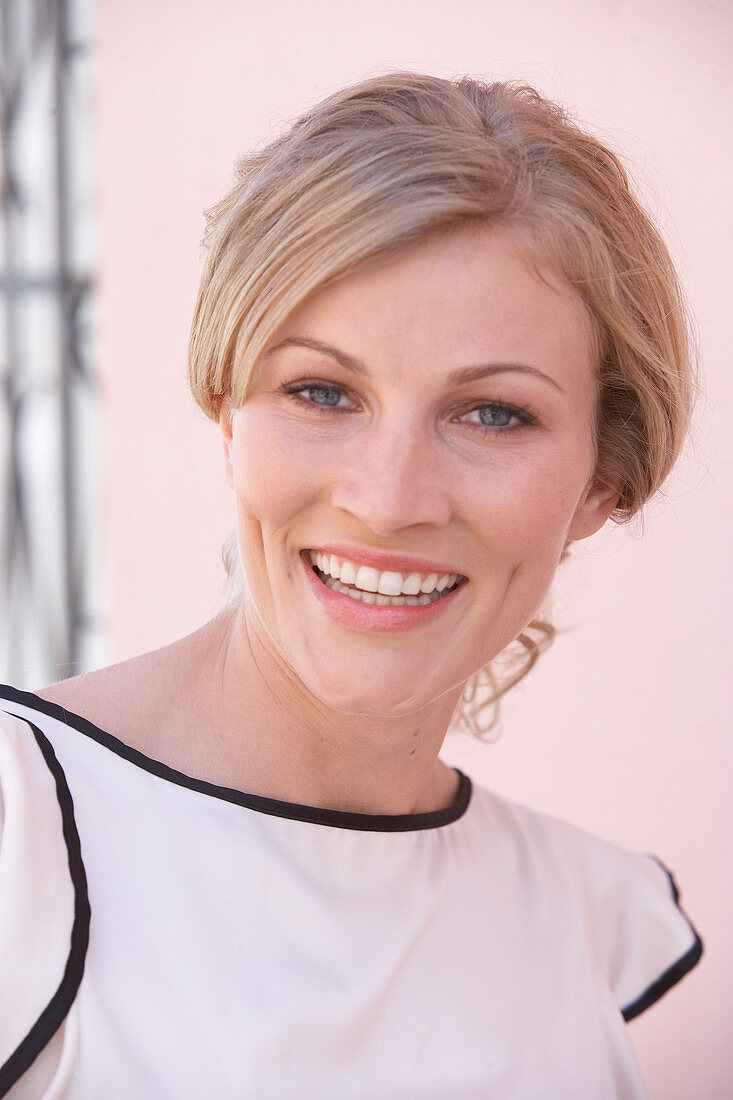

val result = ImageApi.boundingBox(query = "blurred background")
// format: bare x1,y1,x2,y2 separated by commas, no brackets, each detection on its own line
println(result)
1,0,730,1095
0,0,99,684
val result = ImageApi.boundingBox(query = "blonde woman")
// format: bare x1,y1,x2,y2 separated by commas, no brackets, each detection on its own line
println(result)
1,73,701,1098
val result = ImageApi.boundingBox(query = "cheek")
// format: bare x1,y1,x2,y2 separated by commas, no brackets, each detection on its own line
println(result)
464,446,595,585
462,473,585,651
229,424,323,537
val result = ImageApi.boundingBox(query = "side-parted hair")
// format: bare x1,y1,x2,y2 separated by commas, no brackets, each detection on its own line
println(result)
188,72,695,734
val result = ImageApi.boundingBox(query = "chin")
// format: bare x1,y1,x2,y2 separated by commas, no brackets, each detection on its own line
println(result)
297,658,460,722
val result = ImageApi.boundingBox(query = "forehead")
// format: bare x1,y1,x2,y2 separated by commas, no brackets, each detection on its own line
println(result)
268,225,596,390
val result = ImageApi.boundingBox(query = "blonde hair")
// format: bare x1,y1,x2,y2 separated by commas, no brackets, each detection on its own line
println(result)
188,72,695,734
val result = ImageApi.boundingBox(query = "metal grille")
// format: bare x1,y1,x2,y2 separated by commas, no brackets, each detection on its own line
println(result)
0,0,100,688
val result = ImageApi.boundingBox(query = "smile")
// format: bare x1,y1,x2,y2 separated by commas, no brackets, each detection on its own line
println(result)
307,550,466,606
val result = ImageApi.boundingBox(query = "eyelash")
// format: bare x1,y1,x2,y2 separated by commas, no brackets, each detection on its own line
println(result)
280,380,538,434
282,381,353,410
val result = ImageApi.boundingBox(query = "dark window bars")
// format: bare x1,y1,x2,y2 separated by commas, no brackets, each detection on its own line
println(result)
0,0,100,687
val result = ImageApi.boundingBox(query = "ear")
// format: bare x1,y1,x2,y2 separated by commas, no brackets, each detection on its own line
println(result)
567,475,620,542
217,397,235,489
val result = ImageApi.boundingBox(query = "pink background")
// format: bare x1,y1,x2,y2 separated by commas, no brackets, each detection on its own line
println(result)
97,1,731,1094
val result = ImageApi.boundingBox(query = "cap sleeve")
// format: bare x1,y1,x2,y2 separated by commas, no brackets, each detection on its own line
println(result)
0,710,89,1094
606,853,703,1021
572,831,704,1022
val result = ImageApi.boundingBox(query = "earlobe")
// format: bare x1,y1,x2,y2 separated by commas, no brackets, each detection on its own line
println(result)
217,397,235,489
567,478,620,542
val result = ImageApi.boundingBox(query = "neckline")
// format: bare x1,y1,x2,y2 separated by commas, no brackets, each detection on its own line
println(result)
0,683,472,833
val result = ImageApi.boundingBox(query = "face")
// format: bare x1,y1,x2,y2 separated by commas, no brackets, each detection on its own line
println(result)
220,226,618,719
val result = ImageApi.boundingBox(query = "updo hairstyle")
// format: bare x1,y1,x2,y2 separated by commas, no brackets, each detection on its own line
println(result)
187,71,695,733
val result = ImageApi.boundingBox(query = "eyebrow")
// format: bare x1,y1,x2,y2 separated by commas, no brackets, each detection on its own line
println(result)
268,336,565,394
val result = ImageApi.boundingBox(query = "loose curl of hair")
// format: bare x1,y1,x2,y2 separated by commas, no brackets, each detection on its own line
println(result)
188,72,695,736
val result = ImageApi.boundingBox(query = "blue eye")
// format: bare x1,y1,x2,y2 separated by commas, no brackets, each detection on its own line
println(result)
462,403,533,432
476,404,515,428
301,385,342,406
283,382,348,408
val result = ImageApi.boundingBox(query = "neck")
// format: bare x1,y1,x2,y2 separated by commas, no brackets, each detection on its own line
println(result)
186,605,462,816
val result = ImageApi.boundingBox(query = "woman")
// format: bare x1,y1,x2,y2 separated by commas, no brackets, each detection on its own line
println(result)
0,73,702,1098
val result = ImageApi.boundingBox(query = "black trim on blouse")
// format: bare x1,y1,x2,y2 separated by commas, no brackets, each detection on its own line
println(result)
0,684,472,832
0,718,91,1098
621,862,704,1022
0,684,705,1053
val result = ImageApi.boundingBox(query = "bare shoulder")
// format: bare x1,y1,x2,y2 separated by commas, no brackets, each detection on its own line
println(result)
35,613,230,753
36,651,174,745
37,661,136,710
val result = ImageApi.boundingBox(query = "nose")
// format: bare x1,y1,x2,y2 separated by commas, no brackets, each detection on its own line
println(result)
330,417,454,536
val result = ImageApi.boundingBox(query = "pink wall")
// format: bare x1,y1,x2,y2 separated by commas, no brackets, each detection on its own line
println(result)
98,2,731,1094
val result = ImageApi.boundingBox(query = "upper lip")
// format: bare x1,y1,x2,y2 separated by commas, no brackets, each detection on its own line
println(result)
304,543,467,578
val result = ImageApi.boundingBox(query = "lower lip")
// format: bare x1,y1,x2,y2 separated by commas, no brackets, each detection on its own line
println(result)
300,552,465,634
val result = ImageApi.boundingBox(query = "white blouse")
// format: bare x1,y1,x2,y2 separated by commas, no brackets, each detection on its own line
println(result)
0,686,701,1100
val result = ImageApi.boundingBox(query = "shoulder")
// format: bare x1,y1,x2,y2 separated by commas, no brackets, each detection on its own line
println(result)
33,656,168,742
25,628,210,754
0,656,175,778
0,698,90,1095
27,611,233,755
467,781,703,1020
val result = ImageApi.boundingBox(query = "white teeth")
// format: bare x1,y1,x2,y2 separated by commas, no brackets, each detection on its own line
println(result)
354,565,380,593
318,573,442,606
339,559,356,585
402,572,422,595
377,570,403,596
307,550,465,602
